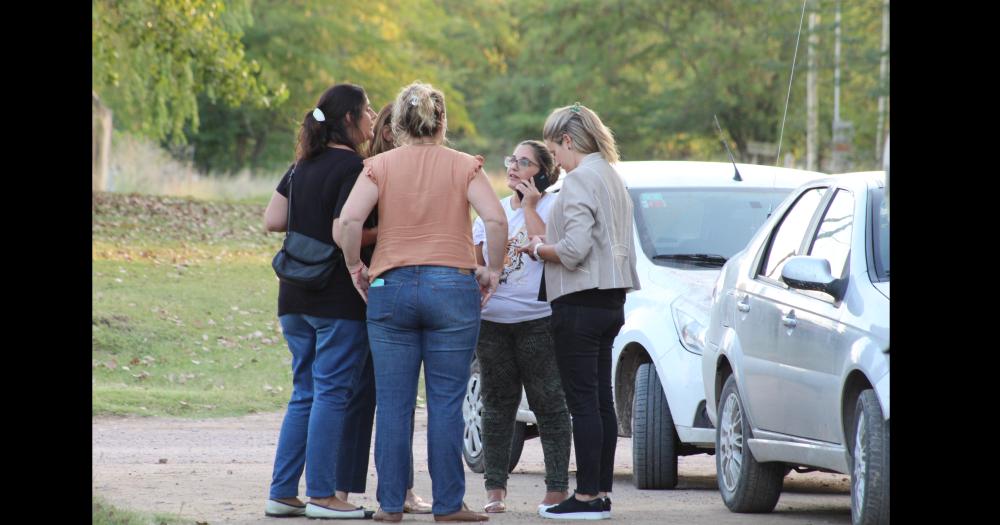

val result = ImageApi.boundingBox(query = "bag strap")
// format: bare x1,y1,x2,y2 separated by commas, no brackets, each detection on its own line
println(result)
284,164,296,238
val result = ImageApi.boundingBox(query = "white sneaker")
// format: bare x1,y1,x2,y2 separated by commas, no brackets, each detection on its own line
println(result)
264,499,306,517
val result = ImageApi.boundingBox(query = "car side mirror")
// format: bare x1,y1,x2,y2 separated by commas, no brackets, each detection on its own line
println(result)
780,256,847,302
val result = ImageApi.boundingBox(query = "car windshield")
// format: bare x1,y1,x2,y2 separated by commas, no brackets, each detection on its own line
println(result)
871,187,889,281
630,187,790,266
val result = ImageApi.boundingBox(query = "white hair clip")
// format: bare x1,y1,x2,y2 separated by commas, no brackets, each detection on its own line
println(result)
312,107,326,122
409,95,419,107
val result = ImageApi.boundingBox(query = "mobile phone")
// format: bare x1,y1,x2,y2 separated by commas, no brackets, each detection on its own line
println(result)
516,173,552,200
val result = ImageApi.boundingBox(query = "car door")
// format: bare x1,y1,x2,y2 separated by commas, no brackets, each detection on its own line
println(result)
770,188,859,443
733,186,827,433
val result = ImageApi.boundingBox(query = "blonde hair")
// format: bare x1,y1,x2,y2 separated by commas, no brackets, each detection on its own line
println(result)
391,82,446,145
542,103,619,164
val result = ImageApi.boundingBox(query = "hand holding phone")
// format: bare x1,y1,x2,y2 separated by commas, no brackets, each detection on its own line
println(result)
515,173,551,204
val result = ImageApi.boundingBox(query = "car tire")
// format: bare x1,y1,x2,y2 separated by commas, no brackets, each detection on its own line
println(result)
716,374,784,513
462,357,529,474
507,421,526,473
632,362,678,489
851,389,890,525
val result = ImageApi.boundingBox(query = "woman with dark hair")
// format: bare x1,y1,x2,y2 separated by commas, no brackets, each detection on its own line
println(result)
472,140,571,514
518,103,640,520
337,81,507,522
334,102,434,515
261,83,379,520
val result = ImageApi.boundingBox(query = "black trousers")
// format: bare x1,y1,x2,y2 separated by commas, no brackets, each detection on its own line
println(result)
551,301,625,495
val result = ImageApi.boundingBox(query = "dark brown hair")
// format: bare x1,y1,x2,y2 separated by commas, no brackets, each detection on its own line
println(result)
295,83,368,161
518,140,559,184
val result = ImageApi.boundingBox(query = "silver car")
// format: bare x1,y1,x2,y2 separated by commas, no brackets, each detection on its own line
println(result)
702,172,889,524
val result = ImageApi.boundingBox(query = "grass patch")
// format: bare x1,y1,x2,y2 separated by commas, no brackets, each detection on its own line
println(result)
93,495,194,525
105,131,279,202
93,192,429,418
93,193,290,418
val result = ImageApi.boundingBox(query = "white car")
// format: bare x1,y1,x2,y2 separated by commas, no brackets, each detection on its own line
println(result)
463,161,823,486
608,161,822,489
702,172,889,522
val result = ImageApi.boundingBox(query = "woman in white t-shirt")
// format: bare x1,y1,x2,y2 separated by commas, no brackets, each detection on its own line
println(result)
471,140,571,514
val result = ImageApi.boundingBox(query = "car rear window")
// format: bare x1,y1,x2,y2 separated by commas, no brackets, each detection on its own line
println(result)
630,188,789,264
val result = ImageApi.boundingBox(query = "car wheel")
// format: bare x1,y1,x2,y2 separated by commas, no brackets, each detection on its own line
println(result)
507,421,527,473
462,357,531,474
632,362,678,489
462,358,486,473
716,374,784,513
851,389,890,525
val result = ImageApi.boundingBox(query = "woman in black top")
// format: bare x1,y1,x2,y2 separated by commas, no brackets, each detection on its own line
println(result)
261,83,379,520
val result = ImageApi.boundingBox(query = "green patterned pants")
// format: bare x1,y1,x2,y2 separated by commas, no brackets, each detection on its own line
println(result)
475,317,571,492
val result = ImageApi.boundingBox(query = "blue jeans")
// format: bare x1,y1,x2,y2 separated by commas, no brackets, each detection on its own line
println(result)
336,349,417,493
367,266,481,514
269,314,369,499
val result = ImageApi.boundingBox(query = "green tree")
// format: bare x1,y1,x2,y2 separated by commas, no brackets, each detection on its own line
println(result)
92,0,288,145
191,0,511,172
470,0,887,169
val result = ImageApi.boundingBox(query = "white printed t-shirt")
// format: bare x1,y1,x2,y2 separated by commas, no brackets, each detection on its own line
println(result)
472,192,558,323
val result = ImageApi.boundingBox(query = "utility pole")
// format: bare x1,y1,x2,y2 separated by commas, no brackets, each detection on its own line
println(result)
876,0,890,162
833,0,841,126
806,2,818,172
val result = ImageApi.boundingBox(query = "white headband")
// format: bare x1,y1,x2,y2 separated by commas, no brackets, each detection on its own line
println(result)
312,107,326,122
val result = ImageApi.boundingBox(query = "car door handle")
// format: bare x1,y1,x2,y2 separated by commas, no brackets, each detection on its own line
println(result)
782,312,797,328
737,296,750,313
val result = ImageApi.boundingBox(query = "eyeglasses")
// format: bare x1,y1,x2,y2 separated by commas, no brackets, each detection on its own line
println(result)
504,155,538,170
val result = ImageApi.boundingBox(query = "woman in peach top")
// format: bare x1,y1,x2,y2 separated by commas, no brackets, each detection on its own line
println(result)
334,103,433,515
337,82,507,522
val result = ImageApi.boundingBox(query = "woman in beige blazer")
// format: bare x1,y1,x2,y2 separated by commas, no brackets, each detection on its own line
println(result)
517,103,640,520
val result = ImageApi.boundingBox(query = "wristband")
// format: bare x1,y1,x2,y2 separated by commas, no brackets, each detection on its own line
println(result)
533,242,542,260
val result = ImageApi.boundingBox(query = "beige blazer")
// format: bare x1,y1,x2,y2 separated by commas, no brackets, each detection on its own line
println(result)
544,152,640,302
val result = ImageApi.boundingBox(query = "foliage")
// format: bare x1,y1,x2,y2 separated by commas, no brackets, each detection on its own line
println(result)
95,0,889,173
92,0,288,145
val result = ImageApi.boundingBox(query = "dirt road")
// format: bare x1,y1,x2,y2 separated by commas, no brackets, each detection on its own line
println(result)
93,409,852,524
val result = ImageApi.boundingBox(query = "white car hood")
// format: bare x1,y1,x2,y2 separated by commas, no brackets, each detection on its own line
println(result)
646,265,719,312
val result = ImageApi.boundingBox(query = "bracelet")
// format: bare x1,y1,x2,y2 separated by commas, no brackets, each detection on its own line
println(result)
533,242,543,260
349,265,365,275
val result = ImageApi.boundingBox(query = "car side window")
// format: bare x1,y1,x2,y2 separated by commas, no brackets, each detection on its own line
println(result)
808,189,854,279
759,188,826,281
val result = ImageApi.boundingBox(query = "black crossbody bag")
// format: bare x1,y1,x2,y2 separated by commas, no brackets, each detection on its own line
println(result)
271,165,341,289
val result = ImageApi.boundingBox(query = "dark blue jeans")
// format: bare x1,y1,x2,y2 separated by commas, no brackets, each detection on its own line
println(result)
336,349,416,493
367,266,481,514
269,314,368,499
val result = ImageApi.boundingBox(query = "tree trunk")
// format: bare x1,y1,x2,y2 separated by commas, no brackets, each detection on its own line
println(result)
92,91,112,193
